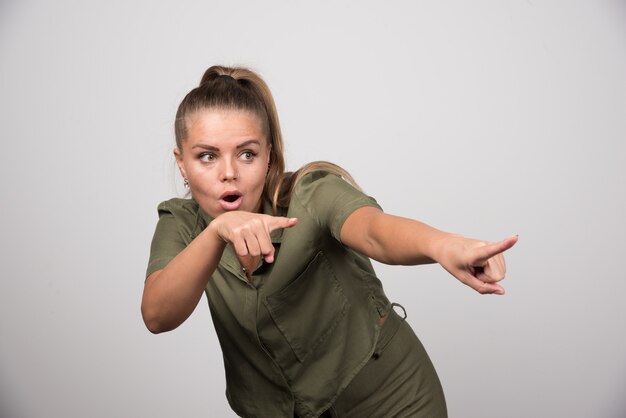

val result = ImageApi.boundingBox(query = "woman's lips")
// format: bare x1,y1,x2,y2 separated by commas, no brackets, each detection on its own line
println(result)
219,192,242,211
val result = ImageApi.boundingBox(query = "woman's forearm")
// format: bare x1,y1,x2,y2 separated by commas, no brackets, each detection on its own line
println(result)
141,224,226,334
363,212,454,265
341,206,452,265
342,206,517,294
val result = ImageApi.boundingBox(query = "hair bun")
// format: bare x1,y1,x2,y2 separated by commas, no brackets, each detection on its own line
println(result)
217,74,236,82
199,66,236,86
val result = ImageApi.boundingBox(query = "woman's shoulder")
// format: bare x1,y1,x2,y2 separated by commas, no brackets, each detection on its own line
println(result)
156,197,201,220
288,168,380,239
153,198,204,242
291,168,378,213
293,169,357,200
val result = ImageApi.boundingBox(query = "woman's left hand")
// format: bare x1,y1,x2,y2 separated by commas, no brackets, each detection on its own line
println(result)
434,234,518,295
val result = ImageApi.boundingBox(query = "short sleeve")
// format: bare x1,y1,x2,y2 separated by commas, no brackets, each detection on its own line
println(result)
145,199,201,279
293,171,382,242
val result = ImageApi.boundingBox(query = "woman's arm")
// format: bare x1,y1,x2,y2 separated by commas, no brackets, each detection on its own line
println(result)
340,206,517,294
141,212,298,334
142,224,226,334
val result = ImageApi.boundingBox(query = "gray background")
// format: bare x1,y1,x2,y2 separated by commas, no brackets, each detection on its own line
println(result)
1,1,625,417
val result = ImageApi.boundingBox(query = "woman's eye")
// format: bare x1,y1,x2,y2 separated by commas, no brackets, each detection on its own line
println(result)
199,153,216,162
241,151,256,161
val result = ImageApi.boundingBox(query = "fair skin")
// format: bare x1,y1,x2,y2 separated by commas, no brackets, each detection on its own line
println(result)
141,108,517,334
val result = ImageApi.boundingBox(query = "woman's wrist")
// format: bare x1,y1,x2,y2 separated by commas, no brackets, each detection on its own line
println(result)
428,232,463,265
204,220,228,251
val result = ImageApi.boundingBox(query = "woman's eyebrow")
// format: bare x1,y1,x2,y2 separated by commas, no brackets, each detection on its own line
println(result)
236,139,261,149
190,140,260,151
191,144,219,151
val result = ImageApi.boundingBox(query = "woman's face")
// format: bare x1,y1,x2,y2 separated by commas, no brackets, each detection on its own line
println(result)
175,108,270,218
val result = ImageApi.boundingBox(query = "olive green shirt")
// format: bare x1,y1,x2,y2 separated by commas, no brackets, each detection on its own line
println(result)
147,171,392,417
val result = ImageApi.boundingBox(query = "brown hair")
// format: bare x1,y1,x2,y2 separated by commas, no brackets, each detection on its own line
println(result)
175,65,360,213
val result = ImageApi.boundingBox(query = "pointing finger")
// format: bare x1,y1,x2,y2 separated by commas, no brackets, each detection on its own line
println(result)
473,235,518,265
266,216,299,232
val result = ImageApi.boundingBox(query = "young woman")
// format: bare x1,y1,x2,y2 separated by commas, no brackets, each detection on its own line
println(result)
142,65,517,418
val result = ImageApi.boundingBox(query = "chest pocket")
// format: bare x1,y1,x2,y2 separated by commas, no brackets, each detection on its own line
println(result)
263,251,350,365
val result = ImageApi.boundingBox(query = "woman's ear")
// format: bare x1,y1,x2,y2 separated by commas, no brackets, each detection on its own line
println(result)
173,148,188,180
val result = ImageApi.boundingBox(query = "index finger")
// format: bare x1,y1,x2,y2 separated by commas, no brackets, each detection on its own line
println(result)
473,234,518,265
265,216,299,232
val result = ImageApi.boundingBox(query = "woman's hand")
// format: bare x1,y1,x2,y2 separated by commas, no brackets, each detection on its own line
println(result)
341,207,518,294
209,211,298,263
433,234,518,295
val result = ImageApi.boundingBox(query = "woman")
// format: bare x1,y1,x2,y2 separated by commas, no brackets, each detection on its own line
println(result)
142,65,517,417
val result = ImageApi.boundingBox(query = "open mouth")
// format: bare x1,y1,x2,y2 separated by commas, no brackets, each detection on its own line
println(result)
219,191,243,210
222,194,240,203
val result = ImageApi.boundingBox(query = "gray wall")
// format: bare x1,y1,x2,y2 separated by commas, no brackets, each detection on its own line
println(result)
1,1,625,417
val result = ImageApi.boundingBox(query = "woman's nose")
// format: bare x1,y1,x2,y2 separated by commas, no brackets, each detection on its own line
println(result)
220,159,238,182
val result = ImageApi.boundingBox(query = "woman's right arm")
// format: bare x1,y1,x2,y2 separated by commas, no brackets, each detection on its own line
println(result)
141,211,298,334
141,224,226,334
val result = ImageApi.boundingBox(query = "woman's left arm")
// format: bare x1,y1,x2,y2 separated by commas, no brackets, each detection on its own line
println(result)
340,206,518,295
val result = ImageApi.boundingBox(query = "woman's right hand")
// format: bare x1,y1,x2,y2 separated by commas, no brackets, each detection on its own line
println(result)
142,211,297,333
209,211,298,263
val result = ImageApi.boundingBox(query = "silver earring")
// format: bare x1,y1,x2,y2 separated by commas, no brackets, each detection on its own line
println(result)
183,178,189,188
